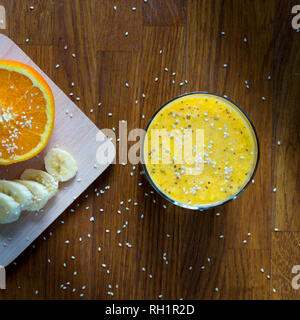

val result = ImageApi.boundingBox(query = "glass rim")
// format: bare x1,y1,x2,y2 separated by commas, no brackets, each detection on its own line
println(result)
141,91,260,211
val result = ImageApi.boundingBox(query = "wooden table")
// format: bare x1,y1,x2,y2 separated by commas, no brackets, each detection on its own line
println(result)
0,0,299,300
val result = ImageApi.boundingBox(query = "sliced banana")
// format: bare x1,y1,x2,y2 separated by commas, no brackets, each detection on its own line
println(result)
14,180,50,212
0,192,21,224
20,169,58,199
44,148,78,182
0,180,33,211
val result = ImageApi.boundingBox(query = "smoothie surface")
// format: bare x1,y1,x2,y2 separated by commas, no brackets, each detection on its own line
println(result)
143,93,258,207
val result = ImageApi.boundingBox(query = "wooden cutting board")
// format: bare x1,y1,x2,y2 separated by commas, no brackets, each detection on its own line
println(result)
0,34,115,267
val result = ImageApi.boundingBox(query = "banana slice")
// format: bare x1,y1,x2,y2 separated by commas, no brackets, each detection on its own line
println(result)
44,148,78,182
0,192,21,224
0,180,33,211
20,169,58,199
14,180,49,212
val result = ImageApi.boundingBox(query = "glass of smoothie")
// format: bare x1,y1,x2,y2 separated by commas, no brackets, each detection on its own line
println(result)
142,92,259,210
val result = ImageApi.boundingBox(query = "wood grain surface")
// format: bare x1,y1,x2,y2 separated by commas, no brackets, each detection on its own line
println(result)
0,0,299,300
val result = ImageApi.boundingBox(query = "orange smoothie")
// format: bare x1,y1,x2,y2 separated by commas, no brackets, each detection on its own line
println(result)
143,93,259,209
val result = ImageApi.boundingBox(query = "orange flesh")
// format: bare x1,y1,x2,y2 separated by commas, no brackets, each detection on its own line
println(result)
0,61,54,165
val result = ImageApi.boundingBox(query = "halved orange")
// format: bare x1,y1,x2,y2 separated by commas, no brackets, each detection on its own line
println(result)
0,60,55,165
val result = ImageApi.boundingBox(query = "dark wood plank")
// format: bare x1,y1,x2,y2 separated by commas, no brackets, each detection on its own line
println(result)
53,0,95,47
92,50,142,299
221,249,270,300
271,232,300,299
95,0,143,52
140,26,187,125
1,0,54,45
142,0,187,26
51,44,98,116
272,0,300,231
